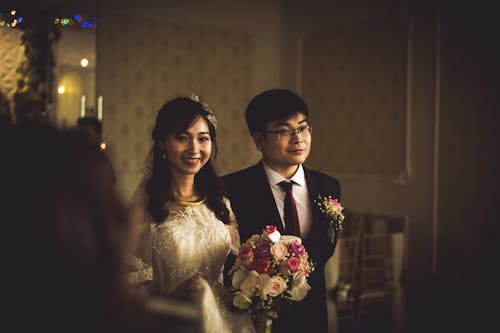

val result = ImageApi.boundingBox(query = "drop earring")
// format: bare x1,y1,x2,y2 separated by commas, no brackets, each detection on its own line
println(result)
161,152,167,160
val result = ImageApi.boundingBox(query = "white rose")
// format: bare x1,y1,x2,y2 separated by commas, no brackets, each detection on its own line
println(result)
233,292,252,310
268,229,281,243
240,270,260,297
232,267,249,290
289,274,311,301
281,235,302,245
270,242,289,261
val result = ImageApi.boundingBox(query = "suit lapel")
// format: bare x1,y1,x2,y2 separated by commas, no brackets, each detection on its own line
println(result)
304,169,323,244
253,162,285,233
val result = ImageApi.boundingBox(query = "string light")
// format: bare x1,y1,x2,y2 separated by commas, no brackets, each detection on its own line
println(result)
54,15,97,29
0,10,97,29
0,9,24,29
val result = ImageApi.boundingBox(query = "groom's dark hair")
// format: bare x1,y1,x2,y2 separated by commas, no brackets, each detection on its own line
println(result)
244,89,309,134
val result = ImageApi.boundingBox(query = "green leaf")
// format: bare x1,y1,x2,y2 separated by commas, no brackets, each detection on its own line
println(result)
328,226,335,244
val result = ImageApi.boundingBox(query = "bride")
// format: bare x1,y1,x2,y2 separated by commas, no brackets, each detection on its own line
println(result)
127,96,255,333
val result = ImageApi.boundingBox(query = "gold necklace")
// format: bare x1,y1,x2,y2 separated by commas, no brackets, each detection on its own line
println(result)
174,196,206,207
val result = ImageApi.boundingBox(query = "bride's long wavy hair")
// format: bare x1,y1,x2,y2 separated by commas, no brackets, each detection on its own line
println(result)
144,97,230,225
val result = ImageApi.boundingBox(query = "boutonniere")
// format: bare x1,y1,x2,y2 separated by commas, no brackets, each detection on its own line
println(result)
314,195,345,245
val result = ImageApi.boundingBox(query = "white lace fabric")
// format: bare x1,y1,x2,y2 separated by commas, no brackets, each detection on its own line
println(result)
132,199,255,333
151,203,231,295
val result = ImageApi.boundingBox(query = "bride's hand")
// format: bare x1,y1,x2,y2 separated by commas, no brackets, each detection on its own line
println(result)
172,274,203,298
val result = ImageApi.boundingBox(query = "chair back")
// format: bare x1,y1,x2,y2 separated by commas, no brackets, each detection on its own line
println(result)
336,210,364,290
337,235,360,287
331,210,364,332
359,231,393,296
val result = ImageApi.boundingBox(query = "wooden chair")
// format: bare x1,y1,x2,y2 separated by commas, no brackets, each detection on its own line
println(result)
357,225,394,331
334,236,360,324
332,211,364,332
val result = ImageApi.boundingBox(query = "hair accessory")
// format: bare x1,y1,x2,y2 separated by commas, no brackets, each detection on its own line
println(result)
190,94,218,130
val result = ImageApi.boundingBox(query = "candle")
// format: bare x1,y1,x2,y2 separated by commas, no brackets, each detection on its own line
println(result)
97,96,103,121
80,95,86,118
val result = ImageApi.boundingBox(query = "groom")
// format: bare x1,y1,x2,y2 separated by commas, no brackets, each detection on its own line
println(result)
223,89,340,333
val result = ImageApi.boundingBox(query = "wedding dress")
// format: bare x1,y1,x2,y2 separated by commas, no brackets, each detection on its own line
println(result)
130,196,256,333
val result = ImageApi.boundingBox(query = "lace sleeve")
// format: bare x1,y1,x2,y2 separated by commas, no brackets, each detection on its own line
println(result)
121,202,154,299
123,254,153,286
224,197,240,255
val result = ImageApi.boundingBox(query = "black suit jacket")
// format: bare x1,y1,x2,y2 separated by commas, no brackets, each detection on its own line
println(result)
222,161,340,333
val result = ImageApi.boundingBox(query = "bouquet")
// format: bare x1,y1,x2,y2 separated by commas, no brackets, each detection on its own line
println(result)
229,225,314,332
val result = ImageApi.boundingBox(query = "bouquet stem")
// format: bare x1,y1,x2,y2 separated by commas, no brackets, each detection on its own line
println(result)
255,312,273,333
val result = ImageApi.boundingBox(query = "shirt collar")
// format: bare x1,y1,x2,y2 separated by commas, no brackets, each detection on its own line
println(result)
262,160,306,187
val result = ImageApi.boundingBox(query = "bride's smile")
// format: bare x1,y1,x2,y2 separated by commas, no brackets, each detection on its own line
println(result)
160,115,212,177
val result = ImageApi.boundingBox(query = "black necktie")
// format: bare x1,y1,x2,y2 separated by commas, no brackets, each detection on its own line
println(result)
278,181,301,237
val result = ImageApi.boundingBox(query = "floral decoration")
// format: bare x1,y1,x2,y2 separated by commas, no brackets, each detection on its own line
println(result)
229,225,315,328
314,195,345,245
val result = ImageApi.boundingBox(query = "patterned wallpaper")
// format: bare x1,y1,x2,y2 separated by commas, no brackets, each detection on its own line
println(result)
55,29,96,69
0,28,24,103
300,20,408,180
98,16,255,198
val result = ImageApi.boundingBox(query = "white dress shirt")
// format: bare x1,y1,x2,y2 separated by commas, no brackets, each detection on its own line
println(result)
262,161,313,238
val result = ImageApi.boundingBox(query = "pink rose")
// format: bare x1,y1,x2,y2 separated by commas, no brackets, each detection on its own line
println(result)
270,242,288,261
329,198,341,209
237,244,254,268
287,256,300,271
298,257,311,276
289,240,306,257
263,225,281,243
259,275,287,300
265,225,277,234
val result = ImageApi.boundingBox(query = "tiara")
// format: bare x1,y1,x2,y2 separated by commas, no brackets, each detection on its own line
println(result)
190,94,217,129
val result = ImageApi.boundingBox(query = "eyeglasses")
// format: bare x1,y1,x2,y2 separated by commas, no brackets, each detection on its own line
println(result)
263,124,312,140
